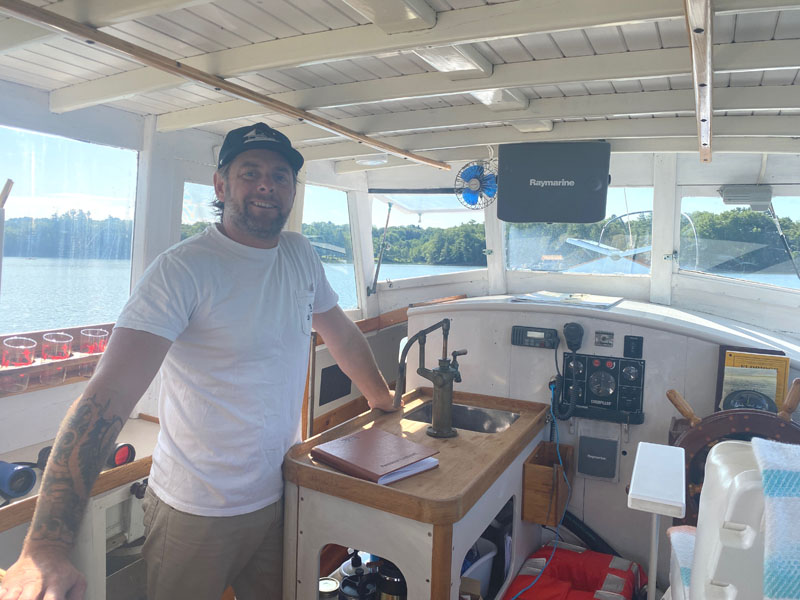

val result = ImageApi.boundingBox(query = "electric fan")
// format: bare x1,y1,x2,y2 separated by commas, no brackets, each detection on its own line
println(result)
454,160,498,209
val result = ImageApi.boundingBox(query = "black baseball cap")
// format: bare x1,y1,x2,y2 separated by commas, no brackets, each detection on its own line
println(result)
217,123,304,173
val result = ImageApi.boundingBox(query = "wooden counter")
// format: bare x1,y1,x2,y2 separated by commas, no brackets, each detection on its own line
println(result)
283,387,549,525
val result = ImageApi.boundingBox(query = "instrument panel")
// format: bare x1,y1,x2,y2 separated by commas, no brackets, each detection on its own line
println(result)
560,353,646,424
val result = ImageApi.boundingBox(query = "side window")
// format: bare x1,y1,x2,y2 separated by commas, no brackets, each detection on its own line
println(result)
679,192,799,290
505,188,653,274
302,185,358,309
0,125,137,334
371,194,487,281
182,182,216,239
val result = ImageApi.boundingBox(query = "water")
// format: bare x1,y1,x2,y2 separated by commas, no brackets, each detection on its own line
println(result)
0,258,481,334
1,257,796,335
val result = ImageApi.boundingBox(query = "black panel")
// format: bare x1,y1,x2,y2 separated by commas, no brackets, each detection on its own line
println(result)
319,364,352,406
578,436,618,479
497,141,610,223
560,352,645,424
624,335,644,359
511,326,559,349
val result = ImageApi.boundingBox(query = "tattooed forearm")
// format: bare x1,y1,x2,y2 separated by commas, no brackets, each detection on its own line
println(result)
28,393,123,547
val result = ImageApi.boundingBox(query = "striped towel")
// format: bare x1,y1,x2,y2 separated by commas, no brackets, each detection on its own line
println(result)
752,437,800,600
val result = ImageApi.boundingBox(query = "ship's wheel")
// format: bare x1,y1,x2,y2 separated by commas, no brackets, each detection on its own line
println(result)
666,381,800,525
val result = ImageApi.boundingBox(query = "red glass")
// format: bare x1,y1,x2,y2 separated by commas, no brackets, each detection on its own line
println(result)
42,332,74,360
80,329,109,354
1,337,37,367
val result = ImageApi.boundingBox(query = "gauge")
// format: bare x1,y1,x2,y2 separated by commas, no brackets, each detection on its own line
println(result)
589,371,616,397
567,359,584,376
622,365,639,382
566,384,583,399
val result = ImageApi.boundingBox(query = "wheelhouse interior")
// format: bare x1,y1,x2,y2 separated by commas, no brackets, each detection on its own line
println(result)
0,0,799,598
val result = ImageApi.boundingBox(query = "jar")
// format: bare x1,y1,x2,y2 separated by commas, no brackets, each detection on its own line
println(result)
319,576,340,599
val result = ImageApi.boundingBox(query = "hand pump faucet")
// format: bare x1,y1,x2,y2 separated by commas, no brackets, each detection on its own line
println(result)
395,318,467,438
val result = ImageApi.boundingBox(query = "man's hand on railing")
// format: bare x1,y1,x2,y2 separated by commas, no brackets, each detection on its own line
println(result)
0,546,86,600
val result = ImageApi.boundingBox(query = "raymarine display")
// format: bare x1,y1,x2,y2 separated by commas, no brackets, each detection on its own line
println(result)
497,141,611,223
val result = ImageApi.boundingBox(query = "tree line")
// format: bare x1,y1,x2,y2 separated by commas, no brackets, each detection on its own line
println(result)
2,211,132,259
3,210,798,272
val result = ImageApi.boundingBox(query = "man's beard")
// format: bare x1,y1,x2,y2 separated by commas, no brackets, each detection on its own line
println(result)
229,197,289,239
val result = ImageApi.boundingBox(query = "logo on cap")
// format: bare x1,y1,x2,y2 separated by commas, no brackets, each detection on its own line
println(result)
243,128,282,145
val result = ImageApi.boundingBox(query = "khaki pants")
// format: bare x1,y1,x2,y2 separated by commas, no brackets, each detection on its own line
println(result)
141,487,284,600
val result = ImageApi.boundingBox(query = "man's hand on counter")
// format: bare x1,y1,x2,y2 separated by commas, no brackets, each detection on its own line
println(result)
369,389,401,412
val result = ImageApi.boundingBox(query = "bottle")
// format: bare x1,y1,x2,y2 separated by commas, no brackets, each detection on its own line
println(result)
377,560,406,600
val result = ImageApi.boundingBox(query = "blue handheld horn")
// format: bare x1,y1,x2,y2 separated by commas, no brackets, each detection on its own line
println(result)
0,461,36,498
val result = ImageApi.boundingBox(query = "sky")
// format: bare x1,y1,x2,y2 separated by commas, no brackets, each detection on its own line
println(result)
0,125,137,220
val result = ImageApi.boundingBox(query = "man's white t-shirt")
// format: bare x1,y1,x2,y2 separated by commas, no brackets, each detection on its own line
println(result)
116,225,338,516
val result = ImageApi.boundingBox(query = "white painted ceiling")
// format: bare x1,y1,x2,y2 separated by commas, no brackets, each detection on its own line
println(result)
0,0,799,171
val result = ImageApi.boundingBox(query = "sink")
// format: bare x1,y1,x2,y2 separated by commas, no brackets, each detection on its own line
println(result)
403,403,520,434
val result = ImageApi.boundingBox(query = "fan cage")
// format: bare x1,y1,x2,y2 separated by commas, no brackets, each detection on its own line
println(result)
454,160,498,210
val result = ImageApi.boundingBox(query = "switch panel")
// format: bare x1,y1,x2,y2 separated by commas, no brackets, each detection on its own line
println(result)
624,335,644,359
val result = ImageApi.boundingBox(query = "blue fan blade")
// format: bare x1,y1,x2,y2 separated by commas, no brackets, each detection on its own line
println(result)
460,164,484,182
482,173,497,187
482,184,498,198
462,189,480,205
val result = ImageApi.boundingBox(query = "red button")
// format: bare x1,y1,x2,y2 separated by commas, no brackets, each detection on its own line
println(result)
606,360,614,369
593,359,600,367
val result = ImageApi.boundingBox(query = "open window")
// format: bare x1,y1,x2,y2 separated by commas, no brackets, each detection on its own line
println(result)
0,125,137,334
370,193,487,285
303,185,358,310
678,189,799,290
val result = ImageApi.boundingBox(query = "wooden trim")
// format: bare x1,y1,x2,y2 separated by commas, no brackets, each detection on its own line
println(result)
0,457,152,533
684,0,712,162
0,0,448,171
431,523,453,600
311,397,370,436
315,295,466,346
136,413,160,424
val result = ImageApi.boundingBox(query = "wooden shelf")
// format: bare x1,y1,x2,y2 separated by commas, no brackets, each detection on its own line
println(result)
0,323,114,397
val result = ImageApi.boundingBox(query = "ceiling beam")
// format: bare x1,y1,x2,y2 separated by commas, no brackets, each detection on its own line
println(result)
0,0,450,170
300,116,800,162
42,0,798,113
153,39,800,133
0,0,212,54
170,86,797,145
684,0,713,161
340,0,436,33
333,136,800,173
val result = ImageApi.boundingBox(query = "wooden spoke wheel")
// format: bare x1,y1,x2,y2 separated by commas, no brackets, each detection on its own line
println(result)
666,381,800,525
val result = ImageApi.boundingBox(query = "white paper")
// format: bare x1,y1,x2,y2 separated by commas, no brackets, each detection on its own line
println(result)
377,456,439,485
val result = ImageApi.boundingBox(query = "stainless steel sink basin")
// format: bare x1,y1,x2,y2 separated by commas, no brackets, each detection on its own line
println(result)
403,403,520,434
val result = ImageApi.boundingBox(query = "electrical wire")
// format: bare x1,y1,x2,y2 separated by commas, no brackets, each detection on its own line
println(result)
509,384,573,600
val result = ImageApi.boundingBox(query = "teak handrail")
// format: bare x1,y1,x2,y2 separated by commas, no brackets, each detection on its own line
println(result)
0,457,152,534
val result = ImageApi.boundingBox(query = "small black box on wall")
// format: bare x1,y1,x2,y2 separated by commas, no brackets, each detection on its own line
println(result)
577,435,618,480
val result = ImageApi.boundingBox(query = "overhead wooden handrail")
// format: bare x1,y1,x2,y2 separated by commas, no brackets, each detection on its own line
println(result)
684,0,713,162
0,0,450,172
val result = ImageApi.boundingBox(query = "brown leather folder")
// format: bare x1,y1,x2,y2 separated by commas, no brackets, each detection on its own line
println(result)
310,427,439,484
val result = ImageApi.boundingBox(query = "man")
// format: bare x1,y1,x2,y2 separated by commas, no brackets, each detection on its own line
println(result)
0,123,395,600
